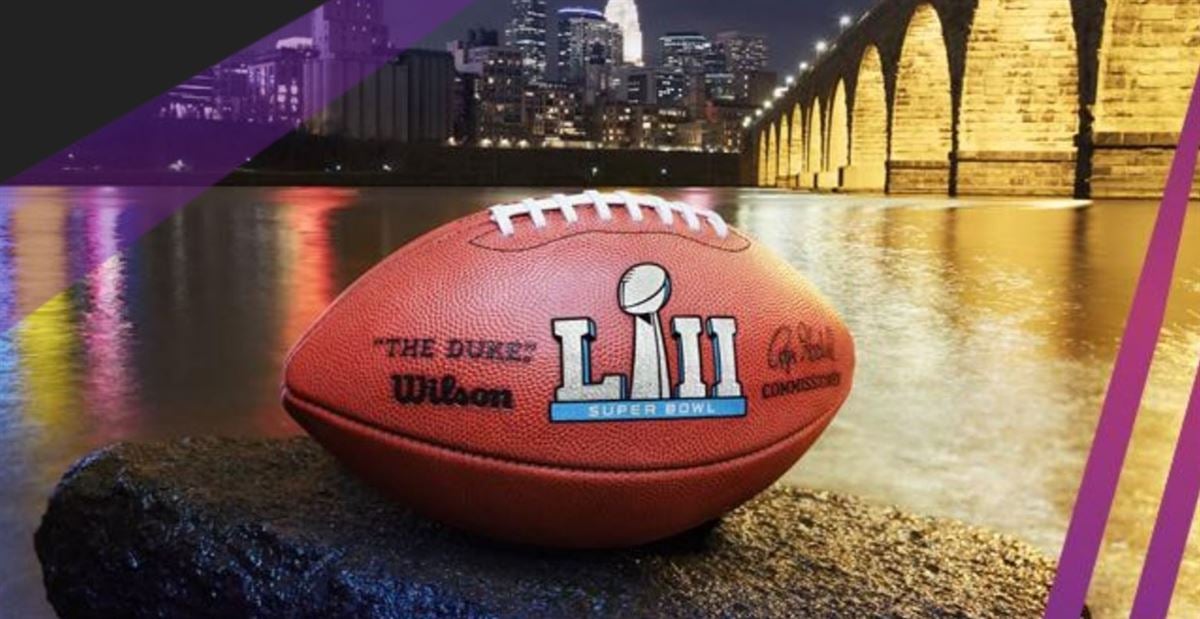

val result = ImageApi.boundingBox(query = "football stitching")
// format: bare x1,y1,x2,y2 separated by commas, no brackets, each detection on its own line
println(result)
488,191,731,238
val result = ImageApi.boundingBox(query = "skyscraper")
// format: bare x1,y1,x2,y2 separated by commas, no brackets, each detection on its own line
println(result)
305,0,395,135
505,0,548,83
658,32,711,114
714,31,769,105
659,32,711,75
604,0,643,67
555,8,622,84
246,38,317,125
448,30,527,143
312,0,389,60
714,31,768,74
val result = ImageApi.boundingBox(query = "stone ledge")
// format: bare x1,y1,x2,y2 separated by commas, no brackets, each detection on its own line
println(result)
888,160,952,170
956,150,1078,163
1093,131,1184,148
36,438,1072,618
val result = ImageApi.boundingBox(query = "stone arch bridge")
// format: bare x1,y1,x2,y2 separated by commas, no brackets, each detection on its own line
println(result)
748,0,1200,198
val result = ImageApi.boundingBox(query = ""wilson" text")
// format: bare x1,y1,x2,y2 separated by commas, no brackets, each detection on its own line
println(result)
391,374,514,410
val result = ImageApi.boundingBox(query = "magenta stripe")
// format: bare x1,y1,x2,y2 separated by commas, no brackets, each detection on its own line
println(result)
1133,361,1200,616
1128,69,1200,619
1045,66,1200,619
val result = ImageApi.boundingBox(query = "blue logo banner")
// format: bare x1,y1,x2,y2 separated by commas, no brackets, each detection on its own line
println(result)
550,397,747,422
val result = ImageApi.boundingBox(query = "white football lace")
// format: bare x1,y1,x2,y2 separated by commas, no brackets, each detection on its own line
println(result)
488,191,730,238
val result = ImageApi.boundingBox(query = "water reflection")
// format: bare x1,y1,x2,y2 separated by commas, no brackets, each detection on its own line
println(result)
276,188,344,348
0,186,1196,618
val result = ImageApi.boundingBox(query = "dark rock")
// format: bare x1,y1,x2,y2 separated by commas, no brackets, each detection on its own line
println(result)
37,438,1062,618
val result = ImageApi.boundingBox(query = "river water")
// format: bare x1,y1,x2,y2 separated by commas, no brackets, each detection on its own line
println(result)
0,186,1197,617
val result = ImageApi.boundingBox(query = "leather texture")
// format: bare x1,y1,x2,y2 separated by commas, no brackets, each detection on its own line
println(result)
283,195,855,548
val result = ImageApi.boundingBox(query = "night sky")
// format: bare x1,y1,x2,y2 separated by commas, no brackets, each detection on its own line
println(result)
409,0,878,77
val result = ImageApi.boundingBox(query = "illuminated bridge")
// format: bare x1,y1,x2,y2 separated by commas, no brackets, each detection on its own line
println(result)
748,0,1200,198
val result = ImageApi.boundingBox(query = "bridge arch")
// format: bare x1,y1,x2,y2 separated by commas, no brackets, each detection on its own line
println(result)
767,122,778,186
1092,0,1200,197
890,3,953,193
789,104,805,180
758,124,768,184
959,0,1078,195
778,113,792,185
827,79,850,187
757,130,768,186
848,45,887,191
805,102,821,188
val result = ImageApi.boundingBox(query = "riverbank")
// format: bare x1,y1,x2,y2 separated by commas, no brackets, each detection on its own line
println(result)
8,134,743,187
37,437,1072,618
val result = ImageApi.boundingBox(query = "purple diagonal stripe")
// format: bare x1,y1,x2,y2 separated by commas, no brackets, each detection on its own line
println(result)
1128,69,1200,619
1133,359,1200,616
1045,66,1200,619
0,0,476,334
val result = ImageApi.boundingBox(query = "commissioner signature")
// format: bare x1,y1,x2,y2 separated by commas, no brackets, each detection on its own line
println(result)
767,323,836,374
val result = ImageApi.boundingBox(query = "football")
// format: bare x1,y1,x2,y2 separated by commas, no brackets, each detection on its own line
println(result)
282,190,855,548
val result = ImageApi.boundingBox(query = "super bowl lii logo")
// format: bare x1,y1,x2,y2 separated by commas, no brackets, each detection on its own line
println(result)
550,263,747,422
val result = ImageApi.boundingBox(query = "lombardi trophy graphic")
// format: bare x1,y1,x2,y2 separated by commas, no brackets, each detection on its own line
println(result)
550,262,746,421
618,263,673,399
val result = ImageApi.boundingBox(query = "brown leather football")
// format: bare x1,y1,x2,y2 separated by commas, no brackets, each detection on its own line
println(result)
282,190,854,548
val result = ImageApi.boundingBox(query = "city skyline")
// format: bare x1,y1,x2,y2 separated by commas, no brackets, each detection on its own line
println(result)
152,0,779,155
269,0,876,76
